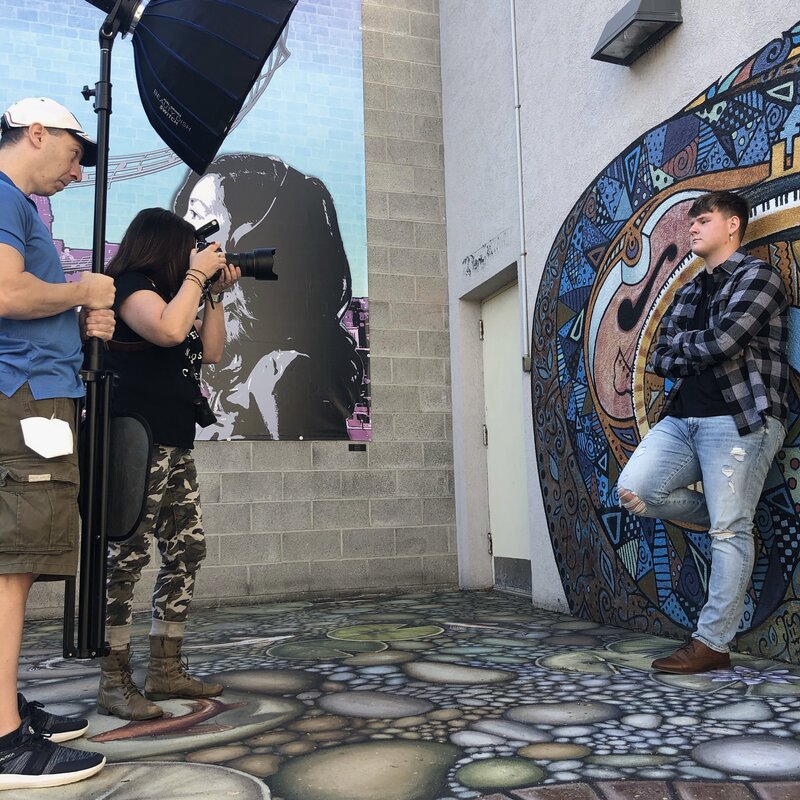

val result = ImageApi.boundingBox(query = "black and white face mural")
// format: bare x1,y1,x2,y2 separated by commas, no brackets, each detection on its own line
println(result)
173,154,366,441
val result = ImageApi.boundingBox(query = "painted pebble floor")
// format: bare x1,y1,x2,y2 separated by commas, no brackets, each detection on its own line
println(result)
12,590,800,800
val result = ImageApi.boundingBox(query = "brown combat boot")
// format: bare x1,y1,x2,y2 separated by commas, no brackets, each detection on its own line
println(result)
651,638,731,674
97,647,164,720
144,635,224,701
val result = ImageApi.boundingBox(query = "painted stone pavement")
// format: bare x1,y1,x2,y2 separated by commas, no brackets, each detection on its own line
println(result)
13,591,800,799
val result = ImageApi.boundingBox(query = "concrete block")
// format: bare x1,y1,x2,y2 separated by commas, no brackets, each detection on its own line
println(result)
422,554,459,585
364,82,387,111
362,4,410,34
370,329,419,357
365,135,387,161
312,442,368,470
370,383,420,412
252,501,312,532
309,559,371,592
367,0,435,12
422,497,456,524
197,473,220,504
203,502,251,534
369,273,417,303
193,441,251,473
388,192,443,222
418,330,451,357
368,301,392,328
220,471,283,502
383,32,440,65
341,470,397,498
203,533,221,566
342,527,396,557
362,29,384,58
396,525,449,555
389,247,444,276
364,108,415,139
368,442,424,468
249,561,310,596
367,556,424,587
418,387,452,412
392,357,447,385
386,85,440,116
367,189,389,218
415,221,447,249
369,355,392,383
370,497,423,527
368,245,390,272
414,114,443,142
193,565,250,601
366,217,415,246
386,138,441,168
363,56,412,87
282,530,342,561
410,63,442,92
413,167,445,197
410,10,440,39
423,441,454,467
391,303,446,331
283,471,342,501
369,412,397,441
396,468,450,497
416,275,448,303
393,412,447,441
252,441,311,471
219,531,281,565
366,162,416,192
313,499,370,530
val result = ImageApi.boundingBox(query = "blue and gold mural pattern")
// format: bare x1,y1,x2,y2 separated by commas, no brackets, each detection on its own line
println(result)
532,23,800,662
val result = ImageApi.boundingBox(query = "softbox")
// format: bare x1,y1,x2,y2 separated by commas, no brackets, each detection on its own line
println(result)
132,0,297,174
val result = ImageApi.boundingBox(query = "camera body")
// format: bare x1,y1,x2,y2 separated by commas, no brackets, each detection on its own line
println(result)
194,219,278,282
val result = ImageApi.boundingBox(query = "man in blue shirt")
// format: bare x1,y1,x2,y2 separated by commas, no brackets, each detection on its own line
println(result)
0,97,115,790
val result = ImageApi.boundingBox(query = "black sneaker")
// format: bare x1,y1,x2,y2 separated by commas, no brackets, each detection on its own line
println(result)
17,694,89,743
0,717,105,790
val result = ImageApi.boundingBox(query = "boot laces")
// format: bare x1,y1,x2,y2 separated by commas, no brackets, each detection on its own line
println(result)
119,659,143,699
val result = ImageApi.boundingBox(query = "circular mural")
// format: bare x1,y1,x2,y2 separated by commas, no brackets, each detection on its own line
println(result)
532,22,800,660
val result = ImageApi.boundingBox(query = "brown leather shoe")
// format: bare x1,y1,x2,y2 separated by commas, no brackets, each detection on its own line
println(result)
651,639,731,674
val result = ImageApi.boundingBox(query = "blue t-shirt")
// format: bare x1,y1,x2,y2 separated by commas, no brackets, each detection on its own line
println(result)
0,172,83,399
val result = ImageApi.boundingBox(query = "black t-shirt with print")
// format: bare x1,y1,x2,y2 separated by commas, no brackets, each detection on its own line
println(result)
106,271,203,449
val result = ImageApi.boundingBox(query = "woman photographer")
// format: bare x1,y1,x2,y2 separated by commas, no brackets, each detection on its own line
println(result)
98,208,240,720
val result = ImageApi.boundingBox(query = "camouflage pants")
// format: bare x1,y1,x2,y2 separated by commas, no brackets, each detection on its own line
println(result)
106,445,206,628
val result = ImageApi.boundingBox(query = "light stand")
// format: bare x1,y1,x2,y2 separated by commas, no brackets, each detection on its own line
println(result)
63,0,297,659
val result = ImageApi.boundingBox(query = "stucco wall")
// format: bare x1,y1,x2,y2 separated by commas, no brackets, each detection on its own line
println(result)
440,2,800,615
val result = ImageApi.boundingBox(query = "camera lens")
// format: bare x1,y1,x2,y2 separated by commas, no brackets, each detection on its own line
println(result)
226,248,277,281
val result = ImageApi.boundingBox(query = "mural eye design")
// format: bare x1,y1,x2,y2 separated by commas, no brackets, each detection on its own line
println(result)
532,22,800,661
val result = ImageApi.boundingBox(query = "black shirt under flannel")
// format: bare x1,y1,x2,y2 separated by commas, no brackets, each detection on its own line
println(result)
652,249,789,436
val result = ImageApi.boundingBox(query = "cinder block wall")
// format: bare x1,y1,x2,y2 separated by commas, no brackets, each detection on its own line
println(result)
29,0,455,617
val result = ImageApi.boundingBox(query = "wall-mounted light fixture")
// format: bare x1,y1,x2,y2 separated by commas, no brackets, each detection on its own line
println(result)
592,0,682,66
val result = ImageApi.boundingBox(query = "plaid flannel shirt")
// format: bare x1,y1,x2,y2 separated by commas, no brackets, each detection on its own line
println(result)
651,249,789,436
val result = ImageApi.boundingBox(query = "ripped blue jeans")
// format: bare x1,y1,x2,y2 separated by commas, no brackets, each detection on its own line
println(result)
617,414,785,653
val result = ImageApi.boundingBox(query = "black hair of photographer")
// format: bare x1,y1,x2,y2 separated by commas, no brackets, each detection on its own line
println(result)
173,153,365,441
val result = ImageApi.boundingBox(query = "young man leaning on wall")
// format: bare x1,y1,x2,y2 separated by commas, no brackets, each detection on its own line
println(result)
617,190,790,674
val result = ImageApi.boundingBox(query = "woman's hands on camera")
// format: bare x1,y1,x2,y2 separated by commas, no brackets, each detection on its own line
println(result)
188,244,242,296
209,263,241,295
189,242,228,281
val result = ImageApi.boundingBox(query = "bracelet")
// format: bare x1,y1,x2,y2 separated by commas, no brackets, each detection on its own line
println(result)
186,268,208,281
184,274,205,291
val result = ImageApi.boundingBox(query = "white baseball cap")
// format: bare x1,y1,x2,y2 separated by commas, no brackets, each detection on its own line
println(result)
1,97,97,167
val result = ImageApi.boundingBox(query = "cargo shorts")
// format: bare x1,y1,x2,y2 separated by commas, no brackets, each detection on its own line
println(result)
0,383,80,579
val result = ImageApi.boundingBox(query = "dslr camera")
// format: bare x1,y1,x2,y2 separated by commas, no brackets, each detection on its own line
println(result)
194,219,278,282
